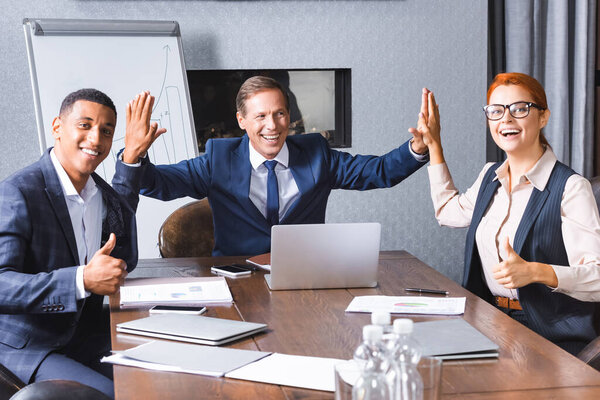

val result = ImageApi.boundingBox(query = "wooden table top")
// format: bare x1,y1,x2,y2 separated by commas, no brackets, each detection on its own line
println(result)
109,251,600,399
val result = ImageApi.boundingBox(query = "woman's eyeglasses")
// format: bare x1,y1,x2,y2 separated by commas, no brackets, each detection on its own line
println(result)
483,102,545,121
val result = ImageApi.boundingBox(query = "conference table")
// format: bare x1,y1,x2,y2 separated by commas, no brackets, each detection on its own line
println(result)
109,251,600,399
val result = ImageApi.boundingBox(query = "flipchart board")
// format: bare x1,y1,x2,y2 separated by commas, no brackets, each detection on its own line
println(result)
23,18,198,258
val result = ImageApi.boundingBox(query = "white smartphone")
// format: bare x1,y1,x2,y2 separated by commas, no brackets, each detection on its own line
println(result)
211,264,253,278
149,305,207,315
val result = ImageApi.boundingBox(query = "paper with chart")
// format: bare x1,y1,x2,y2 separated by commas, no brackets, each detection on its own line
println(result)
345,295,466,315
120,276,232,307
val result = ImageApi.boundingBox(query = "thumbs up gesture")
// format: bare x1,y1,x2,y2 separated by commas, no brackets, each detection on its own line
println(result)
83,233,128,295
492,237,558,289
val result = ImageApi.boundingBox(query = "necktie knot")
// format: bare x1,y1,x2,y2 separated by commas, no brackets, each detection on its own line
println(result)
264,160,278,171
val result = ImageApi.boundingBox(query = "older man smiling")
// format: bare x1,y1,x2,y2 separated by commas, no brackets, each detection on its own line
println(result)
116,76,430,256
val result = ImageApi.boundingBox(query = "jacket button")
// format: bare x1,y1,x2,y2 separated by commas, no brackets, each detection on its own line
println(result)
58,305,65,311
42,305,48,312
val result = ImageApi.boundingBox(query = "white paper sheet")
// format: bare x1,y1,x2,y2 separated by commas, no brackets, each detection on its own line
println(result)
120,276,232,307
345,295,466,315
225,353,345,392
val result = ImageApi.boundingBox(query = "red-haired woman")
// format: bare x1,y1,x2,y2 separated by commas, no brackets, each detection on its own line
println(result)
411,72,600,355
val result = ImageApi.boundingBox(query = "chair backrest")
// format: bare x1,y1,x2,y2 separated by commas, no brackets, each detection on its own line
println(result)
589,176,600,213
9,380,110,400
577,336,600,371
0,363,24,400
158,199,215,258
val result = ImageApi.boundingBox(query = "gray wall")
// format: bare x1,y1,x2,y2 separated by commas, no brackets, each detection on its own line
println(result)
0,0,487,283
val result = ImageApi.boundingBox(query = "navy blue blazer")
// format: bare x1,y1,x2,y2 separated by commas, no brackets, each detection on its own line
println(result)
0,149,141,383
463,161,598,354
130,133,427,256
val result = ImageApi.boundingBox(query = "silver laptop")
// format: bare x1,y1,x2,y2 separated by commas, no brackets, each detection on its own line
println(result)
264,223,381,290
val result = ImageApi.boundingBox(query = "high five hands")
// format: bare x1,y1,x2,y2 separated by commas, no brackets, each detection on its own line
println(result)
492,237,558,289
122,91,167,164
408,88,444,165
83,233,127,295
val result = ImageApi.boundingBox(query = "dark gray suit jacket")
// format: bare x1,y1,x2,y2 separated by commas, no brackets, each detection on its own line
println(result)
0,149,141,383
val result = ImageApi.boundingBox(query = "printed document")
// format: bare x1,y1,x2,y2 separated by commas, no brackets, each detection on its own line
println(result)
345,295,466,315
120,276,232,307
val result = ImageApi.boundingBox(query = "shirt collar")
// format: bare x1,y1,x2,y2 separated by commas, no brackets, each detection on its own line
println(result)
50,148,98,200
248,141,289,170
493,147,557,191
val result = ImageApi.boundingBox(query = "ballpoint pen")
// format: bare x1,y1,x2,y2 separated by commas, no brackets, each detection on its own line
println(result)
405,288,449,295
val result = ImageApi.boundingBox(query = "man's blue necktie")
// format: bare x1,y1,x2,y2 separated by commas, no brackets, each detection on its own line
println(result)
264,160,279,226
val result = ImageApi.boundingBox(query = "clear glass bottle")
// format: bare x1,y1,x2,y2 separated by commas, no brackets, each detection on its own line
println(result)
352,325,390,400
387,319,423,400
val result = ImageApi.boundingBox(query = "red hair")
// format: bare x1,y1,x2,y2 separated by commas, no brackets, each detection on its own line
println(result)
487,72,550,147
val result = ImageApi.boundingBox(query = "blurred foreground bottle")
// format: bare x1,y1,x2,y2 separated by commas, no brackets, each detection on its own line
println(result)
387,319,423,400
352,325,390,400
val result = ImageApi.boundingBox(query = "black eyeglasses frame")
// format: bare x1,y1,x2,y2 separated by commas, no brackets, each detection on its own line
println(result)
482,101,546,121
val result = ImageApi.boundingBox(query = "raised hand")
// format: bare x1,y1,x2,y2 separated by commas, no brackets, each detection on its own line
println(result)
83,233,128,295
408,88,444,164
122,91,167,164
493,237,558,289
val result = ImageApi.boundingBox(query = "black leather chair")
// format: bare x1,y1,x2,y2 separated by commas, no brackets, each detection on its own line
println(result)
9,380,110,400
158,199,215,258
0,363,24,400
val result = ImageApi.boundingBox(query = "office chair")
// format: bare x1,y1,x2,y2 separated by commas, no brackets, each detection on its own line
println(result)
0,363,24,400
158,199,215,257
9,380,110,400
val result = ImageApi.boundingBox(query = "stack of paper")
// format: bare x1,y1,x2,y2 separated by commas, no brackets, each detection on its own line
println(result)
345,295,466,315
120,276,232,307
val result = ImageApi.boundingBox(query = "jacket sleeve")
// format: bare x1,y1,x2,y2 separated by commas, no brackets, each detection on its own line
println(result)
328,139,427,190
0,182,78,314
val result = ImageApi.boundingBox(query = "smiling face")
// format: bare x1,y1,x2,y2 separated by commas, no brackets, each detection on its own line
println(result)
487,84,550,158
236,88,290,160
52,100,116,192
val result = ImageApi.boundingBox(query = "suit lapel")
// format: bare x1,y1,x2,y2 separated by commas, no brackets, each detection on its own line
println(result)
230,136,269,226
92,174,125,243
40,151,79,264
281,139,315,222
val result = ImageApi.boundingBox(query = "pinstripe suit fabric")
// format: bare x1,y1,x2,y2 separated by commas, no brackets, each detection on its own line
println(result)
0,149,139,384
464,161,598,355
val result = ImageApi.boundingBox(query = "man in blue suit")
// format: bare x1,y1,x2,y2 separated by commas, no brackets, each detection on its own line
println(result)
0,89,162,398
118,76,429,256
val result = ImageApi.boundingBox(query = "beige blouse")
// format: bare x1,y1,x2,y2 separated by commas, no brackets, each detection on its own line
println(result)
428,148,600,302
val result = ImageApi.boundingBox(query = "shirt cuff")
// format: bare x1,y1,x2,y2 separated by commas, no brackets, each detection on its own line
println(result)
550,265,574,293
408,139,429,162
76,265,90,300
118,151,144,167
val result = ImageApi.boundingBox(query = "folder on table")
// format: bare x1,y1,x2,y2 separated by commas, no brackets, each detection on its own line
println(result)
413,319,499,360
116,313,267,346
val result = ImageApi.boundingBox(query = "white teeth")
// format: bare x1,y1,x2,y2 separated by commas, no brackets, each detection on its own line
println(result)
262,135,278,140
82,148,99,156
500,129,520,136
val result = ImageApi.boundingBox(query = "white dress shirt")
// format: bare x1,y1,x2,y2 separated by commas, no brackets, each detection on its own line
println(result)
428,148,600,301
50,150,105,299
248,142,300,221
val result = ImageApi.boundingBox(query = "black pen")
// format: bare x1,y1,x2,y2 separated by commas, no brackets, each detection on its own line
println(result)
405,288,449,295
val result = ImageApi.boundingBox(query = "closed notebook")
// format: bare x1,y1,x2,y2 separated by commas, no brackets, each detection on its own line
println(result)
116,314,267,346
413,319,499,360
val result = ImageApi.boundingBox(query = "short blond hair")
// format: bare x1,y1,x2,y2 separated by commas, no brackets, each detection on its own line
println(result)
236,76,289,116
